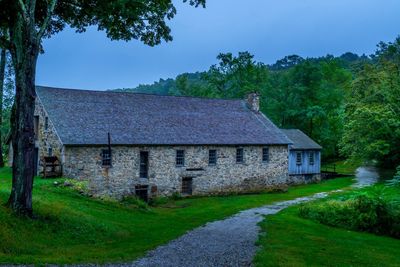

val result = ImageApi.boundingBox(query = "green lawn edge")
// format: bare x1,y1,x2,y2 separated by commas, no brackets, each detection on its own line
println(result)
254,187,400,267
0,167,352,264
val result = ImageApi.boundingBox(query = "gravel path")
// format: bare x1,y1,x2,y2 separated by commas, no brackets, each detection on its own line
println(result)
113,191,333,267
115,170,378,267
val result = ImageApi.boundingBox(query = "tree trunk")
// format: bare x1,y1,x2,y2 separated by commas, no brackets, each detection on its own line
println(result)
0,49,5,167
7,20,39,217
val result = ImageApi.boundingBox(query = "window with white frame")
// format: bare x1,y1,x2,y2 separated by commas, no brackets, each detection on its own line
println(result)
236,148,244,163
176,150,185,167
296,152,302,165
309,152,315,165
262,147,269,162
209,149,217,165
102,149,112,167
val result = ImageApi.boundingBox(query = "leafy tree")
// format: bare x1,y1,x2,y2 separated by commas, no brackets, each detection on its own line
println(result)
340,60,400,166
203,52,270,98
175,73,213,97
267,57,351,159
340,37,400,166
269,55,304,70
0,0,205,216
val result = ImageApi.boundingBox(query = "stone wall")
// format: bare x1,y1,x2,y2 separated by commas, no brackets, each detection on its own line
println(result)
34,97,64,173
287,173,321,185
63,145,289,198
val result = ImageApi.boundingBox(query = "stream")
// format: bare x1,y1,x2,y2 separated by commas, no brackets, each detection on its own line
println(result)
353,166,380,188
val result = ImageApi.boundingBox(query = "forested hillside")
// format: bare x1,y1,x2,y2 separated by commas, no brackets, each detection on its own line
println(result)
114,38,400,167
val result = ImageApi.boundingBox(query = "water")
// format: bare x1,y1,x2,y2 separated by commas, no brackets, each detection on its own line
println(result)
353,167,380,188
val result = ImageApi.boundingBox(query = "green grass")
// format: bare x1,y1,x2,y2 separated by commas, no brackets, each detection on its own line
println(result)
322,160,361,175
254,185,400,267
0,167,352,265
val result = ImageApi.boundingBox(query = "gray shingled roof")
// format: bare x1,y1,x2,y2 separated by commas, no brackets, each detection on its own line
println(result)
281,129,322,150
36,86,291,146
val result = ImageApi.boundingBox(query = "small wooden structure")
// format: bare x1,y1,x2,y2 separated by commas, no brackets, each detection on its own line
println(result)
281,129,322,182
42,156,62,178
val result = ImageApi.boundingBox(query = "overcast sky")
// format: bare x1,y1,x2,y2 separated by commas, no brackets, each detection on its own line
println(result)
36,0,400,90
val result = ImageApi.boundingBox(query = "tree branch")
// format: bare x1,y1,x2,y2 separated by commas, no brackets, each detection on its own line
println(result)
37,0,58,40
17,0,28,20
29,0,36,15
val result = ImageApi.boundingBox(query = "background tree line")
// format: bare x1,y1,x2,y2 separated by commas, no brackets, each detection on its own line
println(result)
116,38,400,167
1,37,399,175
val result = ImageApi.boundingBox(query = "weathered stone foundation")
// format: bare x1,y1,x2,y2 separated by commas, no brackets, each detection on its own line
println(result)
287,173,321,185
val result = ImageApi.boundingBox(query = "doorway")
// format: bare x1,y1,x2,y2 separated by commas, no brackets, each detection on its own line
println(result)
135,185,149,202
181,177,193,195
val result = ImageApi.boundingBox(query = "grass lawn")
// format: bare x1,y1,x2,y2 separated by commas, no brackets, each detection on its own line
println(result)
254,185,400,267
322,160,361,175
0,167,352,265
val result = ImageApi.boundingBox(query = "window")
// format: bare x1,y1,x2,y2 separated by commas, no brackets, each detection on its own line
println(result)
309,152,315,165
48,147,53,156
102,149,112,167
236,148,244,163
44,117,49,130
139,151,149,178
176,150,185,167
262,147,269,162
296,152,302,165
209,149,217,165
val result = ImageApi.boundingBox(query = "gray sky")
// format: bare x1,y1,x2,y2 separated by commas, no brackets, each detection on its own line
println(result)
36,0,400,90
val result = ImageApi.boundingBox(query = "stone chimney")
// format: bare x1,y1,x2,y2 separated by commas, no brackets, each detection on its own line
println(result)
246,92,260,112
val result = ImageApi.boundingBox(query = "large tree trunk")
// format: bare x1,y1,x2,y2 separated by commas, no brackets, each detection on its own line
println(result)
0,49,5,167
7,19,39,217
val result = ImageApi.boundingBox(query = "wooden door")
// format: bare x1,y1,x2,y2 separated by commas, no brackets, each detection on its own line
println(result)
181,177,193,195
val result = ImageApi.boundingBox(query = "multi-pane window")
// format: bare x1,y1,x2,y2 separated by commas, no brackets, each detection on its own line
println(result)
309,152,315,165
44,117,49,130
102,149,112,167
236,148,244,163
296,152,302,165
262,147,269,162
139,151,149,178
176,150,185,167
209,149,217,165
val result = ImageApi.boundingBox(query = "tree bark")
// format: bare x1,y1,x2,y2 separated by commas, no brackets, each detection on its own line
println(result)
0,49,5,167
7,17,39,217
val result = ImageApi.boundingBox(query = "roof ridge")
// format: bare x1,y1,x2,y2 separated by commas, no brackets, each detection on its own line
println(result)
36,85,244,103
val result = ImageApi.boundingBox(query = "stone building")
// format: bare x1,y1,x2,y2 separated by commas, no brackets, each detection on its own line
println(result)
280,129,322,184
12,86,294,199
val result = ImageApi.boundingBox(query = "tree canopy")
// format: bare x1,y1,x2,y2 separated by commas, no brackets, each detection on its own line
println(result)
340,38,400,167
0,0,206,216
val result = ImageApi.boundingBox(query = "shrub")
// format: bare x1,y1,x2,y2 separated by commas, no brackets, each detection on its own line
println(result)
299,190,400,238
386,165,400,187
62,179,89,195
171,191,182,200
148,196,169,206
121,196,151,211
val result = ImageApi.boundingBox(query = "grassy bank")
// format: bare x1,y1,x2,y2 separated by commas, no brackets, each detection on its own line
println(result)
0,168,352,264
254,185,400,267
322,160,361,175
